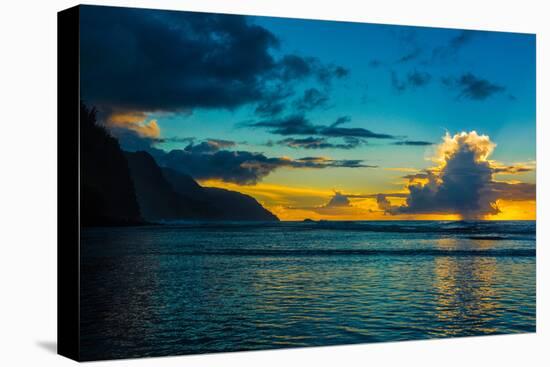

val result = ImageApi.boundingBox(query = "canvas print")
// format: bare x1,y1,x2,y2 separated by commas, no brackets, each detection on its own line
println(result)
63,4,536,361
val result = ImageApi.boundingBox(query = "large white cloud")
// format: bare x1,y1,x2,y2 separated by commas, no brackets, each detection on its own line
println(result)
379,131,535,219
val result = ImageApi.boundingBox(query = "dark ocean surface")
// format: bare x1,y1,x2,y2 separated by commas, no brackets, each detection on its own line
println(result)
80,220,536,360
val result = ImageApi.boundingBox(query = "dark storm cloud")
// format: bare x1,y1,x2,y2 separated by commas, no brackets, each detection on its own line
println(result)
247,115,395,139
393,140,434,146
376,132,536,218
79,6,348,114
81,7,274,111
391,70,432,92
154,149,375,185
442,73,506,100
276,136,364,150
293,88,329,111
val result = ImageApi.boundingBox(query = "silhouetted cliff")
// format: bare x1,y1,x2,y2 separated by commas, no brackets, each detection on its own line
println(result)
165,167,279,221
79,102,278,224
125,151,279,222
80,103,143,226
123,151,185,220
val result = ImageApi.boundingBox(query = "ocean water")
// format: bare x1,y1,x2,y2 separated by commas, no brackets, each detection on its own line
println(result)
80,221,536,360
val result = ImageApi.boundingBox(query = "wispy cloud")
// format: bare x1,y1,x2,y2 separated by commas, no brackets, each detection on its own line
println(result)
431,30,480,63
396,48,422,64
391,70,432,92
275,136,365,150
293,88,329,111
442,73,505,100
393,140,433,146
247,115,396,139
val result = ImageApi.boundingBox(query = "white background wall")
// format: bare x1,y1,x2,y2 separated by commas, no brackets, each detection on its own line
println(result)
0,0,547,365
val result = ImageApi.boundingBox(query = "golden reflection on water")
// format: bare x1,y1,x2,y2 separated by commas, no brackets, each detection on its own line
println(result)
432,237,499,336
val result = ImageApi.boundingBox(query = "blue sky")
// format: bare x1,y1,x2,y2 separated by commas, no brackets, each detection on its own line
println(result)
80,5,536,219
154,15,535,163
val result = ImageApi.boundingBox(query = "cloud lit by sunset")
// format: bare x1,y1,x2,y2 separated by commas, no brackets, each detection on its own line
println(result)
73,6,537,358
107,111,161,139
79,6,535,221
200,130,535,221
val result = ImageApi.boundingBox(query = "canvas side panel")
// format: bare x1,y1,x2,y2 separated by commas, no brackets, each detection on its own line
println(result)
57,5,80,362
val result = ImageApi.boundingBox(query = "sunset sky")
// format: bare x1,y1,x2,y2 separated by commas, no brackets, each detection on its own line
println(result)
79,5,536,221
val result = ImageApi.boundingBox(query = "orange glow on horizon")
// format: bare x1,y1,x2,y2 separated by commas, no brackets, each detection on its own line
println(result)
485,200,536,221
199,179,533,221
